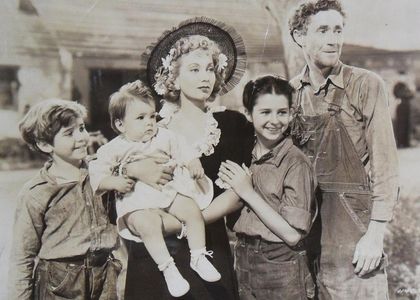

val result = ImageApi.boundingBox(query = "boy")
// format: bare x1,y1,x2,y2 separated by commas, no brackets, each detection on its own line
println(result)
8,99,120,300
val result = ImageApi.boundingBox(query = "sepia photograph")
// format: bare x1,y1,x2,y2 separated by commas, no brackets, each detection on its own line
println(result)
0,0,419,299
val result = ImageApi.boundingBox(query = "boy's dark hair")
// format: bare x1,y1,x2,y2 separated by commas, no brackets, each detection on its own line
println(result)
289,0,345,43
242,75,294,112
109,80,155,133
19,99,87,154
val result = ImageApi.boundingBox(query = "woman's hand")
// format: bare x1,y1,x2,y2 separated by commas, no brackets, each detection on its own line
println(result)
125,150,174,189
218,160,253,199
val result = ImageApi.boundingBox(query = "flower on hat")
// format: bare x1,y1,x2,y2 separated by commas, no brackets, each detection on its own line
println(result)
154,82,167,95
199,39,209,48
154,81,167,95
169,48,177,57
217,53,228,72
154,68,168,95
161,54,172,71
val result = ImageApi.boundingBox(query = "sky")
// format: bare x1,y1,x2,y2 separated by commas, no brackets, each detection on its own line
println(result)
342,0,420,50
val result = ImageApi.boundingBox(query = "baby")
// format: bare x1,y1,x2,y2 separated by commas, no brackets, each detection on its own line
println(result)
89,80,221,297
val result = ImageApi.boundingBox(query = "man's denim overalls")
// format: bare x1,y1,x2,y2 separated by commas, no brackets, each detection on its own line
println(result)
291,66,388,299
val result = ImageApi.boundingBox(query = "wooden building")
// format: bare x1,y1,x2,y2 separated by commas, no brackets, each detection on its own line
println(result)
1,0,419,138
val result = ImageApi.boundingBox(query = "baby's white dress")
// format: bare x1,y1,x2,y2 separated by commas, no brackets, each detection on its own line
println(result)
89,127,213,242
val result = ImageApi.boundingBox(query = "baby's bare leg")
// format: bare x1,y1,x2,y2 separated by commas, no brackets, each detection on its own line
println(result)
170,197,222,282
168,195,205,250
125,209,171,266
159,212,183,236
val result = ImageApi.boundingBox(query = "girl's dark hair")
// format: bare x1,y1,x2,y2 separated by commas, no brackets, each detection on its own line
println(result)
242,75,294,112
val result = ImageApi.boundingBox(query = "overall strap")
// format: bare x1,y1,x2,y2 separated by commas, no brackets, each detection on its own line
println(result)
328,65,353,114
295,85,304,115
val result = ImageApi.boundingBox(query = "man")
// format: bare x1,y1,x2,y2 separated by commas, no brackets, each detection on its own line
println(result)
393,81,413,148
288,0,399,299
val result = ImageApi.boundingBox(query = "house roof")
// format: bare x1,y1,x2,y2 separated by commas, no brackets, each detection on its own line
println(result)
0,1,59,65
3,0,420,68
31,0,284,64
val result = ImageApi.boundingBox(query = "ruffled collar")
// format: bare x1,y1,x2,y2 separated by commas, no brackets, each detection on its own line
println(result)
158,101,226,157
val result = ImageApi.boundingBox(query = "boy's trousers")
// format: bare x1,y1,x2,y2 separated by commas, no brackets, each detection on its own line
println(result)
33,250,121,300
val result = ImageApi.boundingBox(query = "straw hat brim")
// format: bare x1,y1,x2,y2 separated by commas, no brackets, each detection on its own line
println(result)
142,16,247,96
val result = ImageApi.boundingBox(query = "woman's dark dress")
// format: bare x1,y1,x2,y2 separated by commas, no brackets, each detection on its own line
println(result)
124,110,254,299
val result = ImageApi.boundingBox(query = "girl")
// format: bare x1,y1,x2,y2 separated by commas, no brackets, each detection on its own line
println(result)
218,76,316,299
89,81,220,298
123,18,254,299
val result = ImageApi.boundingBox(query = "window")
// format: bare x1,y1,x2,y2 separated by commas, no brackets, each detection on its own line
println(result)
0,67,19,110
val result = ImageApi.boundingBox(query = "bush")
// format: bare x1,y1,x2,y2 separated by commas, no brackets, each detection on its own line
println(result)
0,131,108,170
385,195,420,299
0,138,45,170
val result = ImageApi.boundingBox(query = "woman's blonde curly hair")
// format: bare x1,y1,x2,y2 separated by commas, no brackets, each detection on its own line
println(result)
154,35,227,103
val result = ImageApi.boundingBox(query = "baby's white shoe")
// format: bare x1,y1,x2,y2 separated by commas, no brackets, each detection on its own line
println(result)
190,248,221,282
159,258,190,297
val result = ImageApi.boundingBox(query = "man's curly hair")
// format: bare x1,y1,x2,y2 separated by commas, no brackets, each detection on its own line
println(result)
289,0,345,43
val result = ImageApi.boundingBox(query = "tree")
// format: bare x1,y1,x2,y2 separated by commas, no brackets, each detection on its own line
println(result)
258,0,305,79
